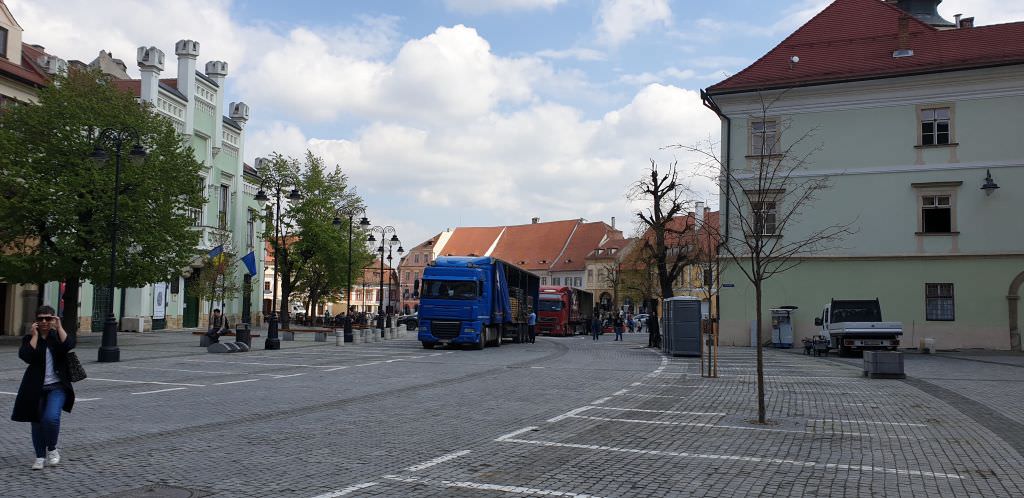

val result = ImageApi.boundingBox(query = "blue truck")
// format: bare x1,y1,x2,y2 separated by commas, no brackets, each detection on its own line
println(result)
417,256,540,349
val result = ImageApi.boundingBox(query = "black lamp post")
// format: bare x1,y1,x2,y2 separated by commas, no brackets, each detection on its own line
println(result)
334,208,370,342
253,160,302,350
91,127,147,363
386,239,405,319
367,226,398,332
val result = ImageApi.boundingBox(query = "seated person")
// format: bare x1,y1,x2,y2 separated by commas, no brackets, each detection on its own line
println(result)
206,309,230,343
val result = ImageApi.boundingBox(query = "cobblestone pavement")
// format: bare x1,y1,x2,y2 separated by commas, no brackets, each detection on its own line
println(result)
0,331,1022,497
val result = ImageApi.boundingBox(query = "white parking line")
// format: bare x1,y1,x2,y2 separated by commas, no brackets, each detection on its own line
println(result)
310,482,380,498
590,406,725,416
591,397,612,405
547,407,594,423
121,366,236,375
495,426,539,441
405,450,472,471
131,387,187,395
382,476,605,497
497,437,960,479
213,379,260,385
0,391,16,395
88,377,205,387
183,359,345,369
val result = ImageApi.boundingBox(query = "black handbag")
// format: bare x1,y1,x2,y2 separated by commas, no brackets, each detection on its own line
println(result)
65,351,87,383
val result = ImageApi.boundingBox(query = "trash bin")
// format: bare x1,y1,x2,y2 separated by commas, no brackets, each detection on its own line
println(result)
235,324,252,347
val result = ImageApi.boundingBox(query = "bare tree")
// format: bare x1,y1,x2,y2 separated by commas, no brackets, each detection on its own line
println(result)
670,91,855,424
628,160,697,300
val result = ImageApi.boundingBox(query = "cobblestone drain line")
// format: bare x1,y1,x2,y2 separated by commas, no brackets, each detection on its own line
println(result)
0,340,572,469
900,376,1024,459
818,354,1024,459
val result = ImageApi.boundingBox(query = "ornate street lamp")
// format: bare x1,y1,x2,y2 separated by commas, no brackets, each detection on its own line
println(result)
91,127,147,363
253,158,302,350
367,225,397,332
334,208,370,342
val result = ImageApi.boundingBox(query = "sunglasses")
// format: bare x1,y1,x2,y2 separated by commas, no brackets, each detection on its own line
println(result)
36,316,56,322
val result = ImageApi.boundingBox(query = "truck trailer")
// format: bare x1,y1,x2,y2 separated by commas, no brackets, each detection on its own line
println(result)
537,286,594,336
417,256,540,349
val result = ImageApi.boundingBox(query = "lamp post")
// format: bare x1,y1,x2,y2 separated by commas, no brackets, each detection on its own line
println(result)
253,160,302,350
367,226,398,332
91,127,147,363
386,238,405,317
334,209,370,342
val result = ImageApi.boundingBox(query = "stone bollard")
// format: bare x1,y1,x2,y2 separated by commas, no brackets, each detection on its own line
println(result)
358,329,366,343
373,328,382,343
335,330,345,346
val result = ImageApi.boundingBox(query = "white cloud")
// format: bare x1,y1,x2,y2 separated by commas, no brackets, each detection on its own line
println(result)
617,67,695,86
939,0,1024,26
444,0,567,14
536,48,607,61
596,0,673,46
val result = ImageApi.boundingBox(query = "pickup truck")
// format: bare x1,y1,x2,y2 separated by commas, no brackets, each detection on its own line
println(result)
814,299,902,355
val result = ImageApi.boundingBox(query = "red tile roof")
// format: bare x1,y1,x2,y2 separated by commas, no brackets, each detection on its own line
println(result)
550,222,618,271
0,43,51,88
440,227,504,257
491,220,579,271
707,0,1024,94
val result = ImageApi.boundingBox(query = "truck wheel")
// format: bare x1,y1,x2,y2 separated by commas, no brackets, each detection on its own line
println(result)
475,332,485,350
422,342,436,349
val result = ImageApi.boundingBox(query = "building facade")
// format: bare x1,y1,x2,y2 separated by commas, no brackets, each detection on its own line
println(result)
707,0,1024,349
42,39,265,333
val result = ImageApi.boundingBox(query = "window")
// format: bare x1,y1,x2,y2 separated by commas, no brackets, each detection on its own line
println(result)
218,185,229,229
189,176,206,226
552,277,560,286
920,107,951,146
574,277,582,287
587,269,593,283
921,195,951,233
750,119,779,156
414,254,420,263
703,269,713,287
0,27,7,59
926,283,954,321
541,277,547,285
751,200,777,235
405,271,410,281
247,210,256,249
264,281,271,292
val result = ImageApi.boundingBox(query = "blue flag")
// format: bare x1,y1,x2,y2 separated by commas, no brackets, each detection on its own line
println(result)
208,245,224,259
241,251,258,276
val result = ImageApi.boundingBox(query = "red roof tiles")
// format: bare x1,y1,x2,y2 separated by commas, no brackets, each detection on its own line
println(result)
707,0,1024,94
0,43,51,88
440,227,505,257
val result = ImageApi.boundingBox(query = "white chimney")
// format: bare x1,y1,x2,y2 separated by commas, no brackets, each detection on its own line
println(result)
205,60,228,155
695,201,705,225
229,102,250,128
136,46,164,105
611,216,616,228
175,39,200,136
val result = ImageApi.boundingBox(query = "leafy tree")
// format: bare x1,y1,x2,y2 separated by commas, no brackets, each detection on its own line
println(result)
186,230,243,327
258,152,370,328
0,69,204,332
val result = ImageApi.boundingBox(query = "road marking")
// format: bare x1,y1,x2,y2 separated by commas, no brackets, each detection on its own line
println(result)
131,387,188,395
590,406,725,416
591,397,612,405
405,450,472,471
183,359,347,369
0,391,16,395
633,384,706,388
310,482,380,498
324,366,350,372
612,389,630,395
547,407,594,423
121,366,237,375
530,366,545,369
382,476,605,497
76,397,102,401
88,378,205,387
495,426,539,441
498,437,960,479
614,393,688,399
566,414,890,438
213,379,260,385
813,419,929,427
267,373,307,378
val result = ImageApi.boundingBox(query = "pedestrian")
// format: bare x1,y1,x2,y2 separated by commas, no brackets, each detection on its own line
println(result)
527,309,537,344
627,314,635,334
205,309,230,343
12,305,76,470
648,310,661,348
591,314,602,341
614,313,624,341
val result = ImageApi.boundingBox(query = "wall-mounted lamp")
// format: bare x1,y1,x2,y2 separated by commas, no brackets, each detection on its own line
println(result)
981,169,1000,196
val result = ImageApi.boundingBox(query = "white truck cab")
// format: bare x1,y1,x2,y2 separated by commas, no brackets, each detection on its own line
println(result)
815,299,902,355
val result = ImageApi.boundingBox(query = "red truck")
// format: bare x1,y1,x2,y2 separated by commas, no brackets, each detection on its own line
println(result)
537,286,594,336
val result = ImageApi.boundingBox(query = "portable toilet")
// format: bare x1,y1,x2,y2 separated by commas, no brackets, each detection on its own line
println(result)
770,307,797,348
662,297,701,357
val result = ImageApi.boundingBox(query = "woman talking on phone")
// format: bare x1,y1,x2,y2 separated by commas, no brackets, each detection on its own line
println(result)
11,305,76,470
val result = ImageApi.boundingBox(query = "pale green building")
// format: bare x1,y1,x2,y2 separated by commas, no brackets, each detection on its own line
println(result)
704,0,1024,350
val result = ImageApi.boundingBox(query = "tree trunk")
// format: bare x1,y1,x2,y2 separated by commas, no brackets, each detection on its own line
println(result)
755,281,766,424
279,281,291,329
62,277,81,333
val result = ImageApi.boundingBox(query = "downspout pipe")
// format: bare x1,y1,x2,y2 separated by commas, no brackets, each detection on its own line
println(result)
701,89,730,327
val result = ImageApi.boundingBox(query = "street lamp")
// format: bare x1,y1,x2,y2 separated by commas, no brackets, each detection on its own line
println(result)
367,225,398,332
386,239,405,318
253,159,302,350
333,208,370,342
91,127,147,363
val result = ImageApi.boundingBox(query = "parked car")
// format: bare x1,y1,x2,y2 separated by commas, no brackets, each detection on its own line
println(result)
397,313,418,330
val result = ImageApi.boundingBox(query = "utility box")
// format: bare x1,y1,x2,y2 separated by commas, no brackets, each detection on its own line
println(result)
662,296,701,357
863,351,906,379
770,307,797,348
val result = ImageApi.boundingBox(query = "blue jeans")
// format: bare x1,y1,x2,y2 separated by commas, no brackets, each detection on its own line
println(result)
615,330,623,340
32,386,65,458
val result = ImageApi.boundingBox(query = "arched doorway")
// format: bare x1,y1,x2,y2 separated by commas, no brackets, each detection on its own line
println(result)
1009,271,1024,352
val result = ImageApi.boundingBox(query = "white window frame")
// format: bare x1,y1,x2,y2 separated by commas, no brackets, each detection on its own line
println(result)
0,27,7,59
749,118,780,156
917,104,955,147
218,184,230,229
913,182,960,235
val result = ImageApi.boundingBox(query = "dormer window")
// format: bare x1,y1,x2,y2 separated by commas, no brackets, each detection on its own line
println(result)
0,27,8,59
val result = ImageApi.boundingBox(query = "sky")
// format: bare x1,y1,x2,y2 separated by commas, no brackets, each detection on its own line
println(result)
7,0,1021,249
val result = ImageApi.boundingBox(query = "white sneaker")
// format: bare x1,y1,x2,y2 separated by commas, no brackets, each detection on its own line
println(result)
46,449,60,466
32,458,45,470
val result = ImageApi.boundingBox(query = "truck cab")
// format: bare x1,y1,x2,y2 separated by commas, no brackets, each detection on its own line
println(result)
538,286,571,336
814,299,902,355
